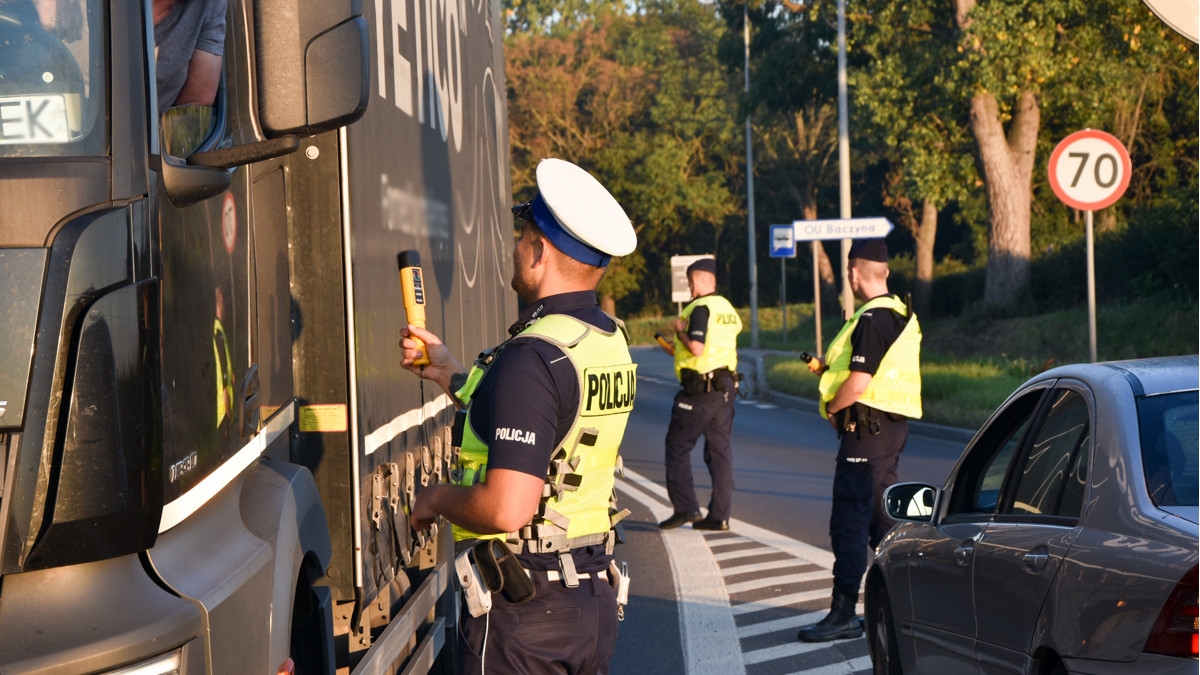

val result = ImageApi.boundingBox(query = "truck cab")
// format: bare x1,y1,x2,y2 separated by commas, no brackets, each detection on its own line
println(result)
0,0,514,672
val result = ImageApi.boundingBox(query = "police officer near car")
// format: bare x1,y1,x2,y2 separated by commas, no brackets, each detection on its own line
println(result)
796,238,922,643
400,158,638,674
657,257,743,532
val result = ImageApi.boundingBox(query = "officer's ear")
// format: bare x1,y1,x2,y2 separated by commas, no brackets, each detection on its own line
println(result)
530,235,545,265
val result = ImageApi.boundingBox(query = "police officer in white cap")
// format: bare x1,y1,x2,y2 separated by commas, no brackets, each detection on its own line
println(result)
400,158,637,674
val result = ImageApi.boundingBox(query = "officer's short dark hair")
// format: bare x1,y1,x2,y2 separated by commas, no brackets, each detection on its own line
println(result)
687,258,717,276
848,238,888,263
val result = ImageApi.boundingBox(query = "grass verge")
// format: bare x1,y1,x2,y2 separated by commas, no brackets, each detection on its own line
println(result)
625,294,1196,430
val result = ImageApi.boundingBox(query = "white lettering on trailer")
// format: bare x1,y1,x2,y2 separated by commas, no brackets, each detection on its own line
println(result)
374,0,465,151
380,173,452,240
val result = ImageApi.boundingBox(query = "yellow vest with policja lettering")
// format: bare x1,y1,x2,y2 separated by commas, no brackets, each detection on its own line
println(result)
674,294,742,379
818,295,922,420
451,313,636,546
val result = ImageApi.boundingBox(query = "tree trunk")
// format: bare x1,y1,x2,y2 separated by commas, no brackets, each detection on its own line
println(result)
913,200,937,319
600,294,616,316
970,89,1039,305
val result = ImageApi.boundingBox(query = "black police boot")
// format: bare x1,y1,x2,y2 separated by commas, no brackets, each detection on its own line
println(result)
658,510,703,530
796,590,863,642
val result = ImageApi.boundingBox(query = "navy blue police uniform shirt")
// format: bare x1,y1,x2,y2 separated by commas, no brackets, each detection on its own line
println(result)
686,301,710,344
467,290,617,573
847,295,906,377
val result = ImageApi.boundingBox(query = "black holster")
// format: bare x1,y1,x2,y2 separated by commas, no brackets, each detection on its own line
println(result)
835,403,882,439
472,540,536,604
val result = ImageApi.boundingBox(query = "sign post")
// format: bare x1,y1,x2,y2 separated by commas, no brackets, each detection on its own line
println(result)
787,217,896,356
770,225,797,344
1047,129,1132,363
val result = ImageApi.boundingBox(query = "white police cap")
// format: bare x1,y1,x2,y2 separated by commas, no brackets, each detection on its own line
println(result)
525,158,635,267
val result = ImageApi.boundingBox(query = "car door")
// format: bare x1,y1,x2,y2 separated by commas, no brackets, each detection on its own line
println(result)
907,385,1050,670
972,386,1092,673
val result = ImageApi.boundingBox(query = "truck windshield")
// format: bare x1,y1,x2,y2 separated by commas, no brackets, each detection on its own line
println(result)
0,0,106,157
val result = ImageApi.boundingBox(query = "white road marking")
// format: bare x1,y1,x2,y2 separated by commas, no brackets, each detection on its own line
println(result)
618,468,863,675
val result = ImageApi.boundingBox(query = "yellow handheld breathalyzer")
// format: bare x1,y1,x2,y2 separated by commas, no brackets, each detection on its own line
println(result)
398,250,430,366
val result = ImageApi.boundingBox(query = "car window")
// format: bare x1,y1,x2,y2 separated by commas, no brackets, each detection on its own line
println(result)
1139,391,1199,507
947,389,1044,518
1006,389,1090,518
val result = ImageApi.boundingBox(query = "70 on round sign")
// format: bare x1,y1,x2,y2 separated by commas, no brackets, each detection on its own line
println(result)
1048,129,1132,211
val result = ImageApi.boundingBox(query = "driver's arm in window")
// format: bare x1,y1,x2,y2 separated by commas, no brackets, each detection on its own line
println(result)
152,0,226,115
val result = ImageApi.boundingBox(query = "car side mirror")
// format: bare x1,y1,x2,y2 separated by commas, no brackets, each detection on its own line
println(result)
884,483,938,522
254,0,369,137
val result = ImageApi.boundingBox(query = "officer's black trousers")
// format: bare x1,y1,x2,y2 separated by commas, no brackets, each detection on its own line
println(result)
664,387,736,521
457,571,618,675
829,418,906,596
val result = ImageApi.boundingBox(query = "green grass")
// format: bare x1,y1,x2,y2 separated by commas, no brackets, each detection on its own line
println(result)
626,295,1198,429
761,354,1029,429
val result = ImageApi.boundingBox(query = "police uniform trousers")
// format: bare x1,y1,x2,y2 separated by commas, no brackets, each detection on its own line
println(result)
829,414,907,596
664,382,736,521
457,569,618,675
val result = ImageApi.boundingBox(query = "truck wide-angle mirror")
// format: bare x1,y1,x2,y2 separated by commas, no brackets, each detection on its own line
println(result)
156,105,231,207
254,0,369,137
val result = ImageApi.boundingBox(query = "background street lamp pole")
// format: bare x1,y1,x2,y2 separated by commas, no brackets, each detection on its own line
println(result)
745,1,760,348
837,0,853,318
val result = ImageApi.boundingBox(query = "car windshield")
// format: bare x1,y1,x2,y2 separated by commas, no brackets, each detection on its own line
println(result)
0,0,106,157
1138,390,1199,507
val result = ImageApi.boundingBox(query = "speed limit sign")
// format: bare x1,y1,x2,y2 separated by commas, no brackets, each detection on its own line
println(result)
1048,129,1132,211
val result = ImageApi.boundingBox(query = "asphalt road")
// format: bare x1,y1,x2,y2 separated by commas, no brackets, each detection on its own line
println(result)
609,346,968,674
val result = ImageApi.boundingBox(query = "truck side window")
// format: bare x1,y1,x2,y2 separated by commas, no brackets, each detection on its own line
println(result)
153,0,225,116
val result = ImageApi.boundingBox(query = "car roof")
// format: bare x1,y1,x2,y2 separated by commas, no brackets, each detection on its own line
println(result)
1036,355,1198,398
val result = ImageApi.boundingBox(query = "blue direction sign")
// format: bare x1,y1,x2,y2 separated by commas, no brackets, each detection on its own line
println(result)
770,224,797,258
792,217,894,241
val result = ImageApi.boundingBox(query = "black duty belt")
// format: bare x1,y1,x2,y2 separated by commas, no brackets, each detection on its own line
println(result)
680,367,734,395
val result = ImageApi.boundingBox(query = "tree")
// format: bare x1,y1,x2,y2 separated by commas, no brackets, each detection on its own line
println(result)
718,1,843,309
852,0,978,317
505,1,740,314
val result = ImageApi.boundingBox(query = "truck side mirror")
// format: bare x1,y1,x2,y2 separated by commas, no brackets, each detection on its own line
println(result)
254,0,369,137
156,105,231,207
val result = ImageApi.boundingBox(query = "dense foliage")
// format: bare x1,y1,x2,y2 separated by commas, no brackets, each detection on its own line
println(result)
502,0,1197,322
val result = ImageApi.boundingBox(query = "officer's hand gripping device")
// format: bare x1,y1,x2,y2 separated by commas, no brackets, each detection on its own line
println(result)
398,251,430,366
654,331,675,356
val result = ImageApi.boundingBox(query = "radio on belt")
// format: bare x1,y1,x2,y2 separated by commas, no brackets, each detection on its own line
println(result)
398,250,430,366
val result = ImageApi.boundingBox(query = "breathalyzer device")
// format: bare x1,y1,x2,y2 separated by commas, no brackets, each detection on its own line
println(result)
398,251,430,366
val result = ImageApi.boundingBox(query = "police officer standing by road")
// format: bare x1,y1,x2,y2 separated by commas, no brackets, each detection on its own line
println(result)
796,238,922,643
657,258,743,532
400,158,638,674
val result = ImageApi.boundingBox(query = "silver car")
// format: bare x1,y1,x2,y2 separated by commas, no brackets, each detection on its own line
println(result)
866,355,1198,674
